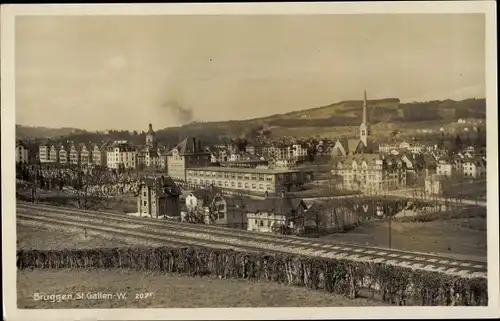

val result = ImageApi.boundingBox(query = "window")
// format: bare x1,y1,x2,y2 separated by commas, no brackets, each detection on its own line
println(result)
143,201,147,206
143,191,147,197
237,182,242,188
260,220,264,227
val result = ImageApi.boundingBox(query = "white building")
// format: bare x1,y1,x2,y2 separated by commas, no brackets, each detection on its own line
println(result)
292,144,308,161
38,144,50,163
106,142,137,169
436,158,454,177
462,159,485,179
425,174,444,195
16,142,29,163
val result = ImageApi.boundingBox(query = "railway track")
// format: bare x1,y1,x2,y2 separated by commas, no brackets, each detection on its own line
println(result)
17,202,487,279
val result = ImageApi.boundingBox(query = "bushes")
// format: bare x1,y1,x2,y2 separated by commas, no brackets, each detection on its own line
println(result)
17,247,487,306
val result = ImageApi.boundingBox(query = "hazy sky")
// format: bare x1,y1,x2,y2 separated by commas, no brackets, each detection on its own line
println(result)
16,14,485,131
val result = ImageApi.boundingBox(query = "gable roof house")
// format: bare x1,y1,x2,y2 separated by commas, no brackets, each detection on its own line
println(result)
245,195,308,233
137,176,181,218
295,200,360,235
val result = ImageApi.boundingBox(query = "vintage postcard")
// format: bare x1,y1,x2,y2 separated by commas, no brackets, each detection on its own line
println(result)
2,2,499,320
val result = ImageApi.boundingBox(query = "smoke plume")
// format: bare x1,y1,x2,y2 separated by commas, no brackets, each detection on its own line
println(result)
161,101,195,126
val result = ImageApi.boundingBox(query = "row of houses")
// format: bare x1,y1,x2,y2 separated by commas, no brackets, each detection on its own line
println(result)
209,143,309,162
138,178,403,234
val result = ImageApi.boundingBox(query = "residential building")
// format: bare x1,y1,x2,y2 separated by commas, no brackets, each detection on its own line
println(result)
378,143,398,154
49,145,59,163
69,143,81,165
91,143,107,167
462,158,486,179
166,137,211,181
106,141,137,169
79,143,92,165
436,157,454,177
137,176,181,218
331,154,406,195
186,166,313,194
229,152,242,162
425,174,445,195
183,186,242,226
245,145,255,155
16,142,30,164
292,143,308,161
58,144,69,164
210,147,229,163
293,199,360,234
246,195,308,233
38,143,50,163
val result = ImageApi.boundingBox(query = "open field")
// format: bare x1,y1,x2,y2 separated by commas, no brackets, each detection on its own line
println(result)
16,189,137,214
17,269,383,308
17,224,132,250
323,216,486,259
444,181,487,201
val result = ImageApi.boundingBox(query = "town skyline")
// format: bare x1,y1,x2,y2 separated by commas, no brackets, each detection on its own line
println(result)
16,14,485,131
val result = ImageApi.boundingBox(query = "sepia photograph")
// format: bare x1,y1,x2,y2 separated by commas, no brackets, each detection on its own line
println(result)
1,2,498,320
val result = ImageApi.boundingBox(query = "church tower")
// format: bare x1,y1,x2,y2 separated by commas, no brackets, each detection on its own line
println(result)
359,90,369,146
145,123,156,147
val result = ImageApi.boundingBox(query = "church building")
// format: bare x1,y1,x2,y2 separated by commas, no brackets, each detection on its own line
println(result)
331,91,377,156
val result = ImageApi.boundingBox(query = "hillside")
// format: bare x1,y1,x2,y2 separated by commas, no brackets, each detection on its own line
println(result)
15,125,87,140
16,98,486,143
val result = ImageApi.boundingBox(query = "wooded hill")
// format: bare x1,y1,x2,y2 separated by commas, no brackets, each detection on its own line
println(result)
16,98,486,145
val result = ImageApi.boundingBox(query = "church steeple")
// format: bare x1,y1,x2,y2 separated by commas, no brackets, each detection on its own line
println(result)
359,90,369,147
363,90,367,125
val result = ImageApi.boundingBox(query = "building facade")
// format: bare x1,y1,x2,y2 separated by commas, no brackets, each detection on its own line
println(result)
137,176,181,218
92,143,107,167
106,142,137,169
79,144,92,165
246,196,308,233
331,155,407,195
38,144,50,163
166,137,211,181
16,142,30,164
186,166,312,194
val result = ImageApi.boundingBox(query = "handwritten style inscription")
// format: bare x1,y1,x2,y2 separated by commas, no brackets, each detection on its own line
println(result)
33,291,154,303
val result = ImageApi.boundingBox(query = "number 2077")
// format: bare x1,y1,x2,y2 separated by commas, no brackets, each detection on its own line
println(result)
135,293,154,299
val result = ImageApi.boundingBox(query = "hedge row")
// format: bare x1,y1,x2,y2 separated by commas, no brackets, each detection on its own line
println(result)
17,247,487,306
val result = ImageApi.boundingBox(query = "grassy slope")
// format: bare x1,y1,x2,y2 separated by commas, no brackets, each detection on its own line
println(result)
322,216,486,259
17,270,383,308
16,225,381,308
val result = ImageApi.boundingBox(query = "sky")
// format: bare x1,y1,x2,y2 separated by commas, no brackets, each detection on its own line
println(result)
15,14,485,131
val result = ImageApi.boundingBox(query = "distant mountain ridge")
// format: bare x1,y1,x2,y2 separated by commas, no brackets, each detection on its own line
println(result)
16,97,486,142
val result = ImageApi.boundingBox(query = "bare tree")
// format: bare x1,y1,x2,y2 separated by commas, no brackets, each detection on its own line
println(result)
73,165,113,210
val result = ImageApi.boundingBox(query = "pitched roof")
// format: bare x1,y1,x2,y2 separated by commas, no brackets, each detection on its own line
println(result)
245,197,306,217
166,137,203,155
143,176,181,196
189,186,224,204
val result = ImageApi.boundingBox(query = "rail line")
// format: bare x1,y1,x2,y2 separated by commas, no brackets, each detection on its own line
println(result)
17,202,487,279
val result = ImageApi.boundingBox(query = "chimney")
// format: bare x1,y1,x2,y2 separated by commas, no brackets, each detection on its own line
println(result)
192,137,197,152
149,123,153,131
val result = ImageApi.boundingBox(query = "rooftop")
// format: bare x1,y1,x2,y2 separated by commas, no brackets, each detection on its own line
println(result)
188,166,310,174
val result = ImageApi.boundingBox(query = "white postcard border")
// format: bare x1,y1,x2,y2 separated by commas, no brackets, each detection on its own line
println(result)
2,2,498,320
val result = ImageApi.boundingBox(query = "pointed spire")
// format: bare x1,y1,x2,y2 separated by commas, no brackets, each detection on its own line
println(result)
363,90,367,125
